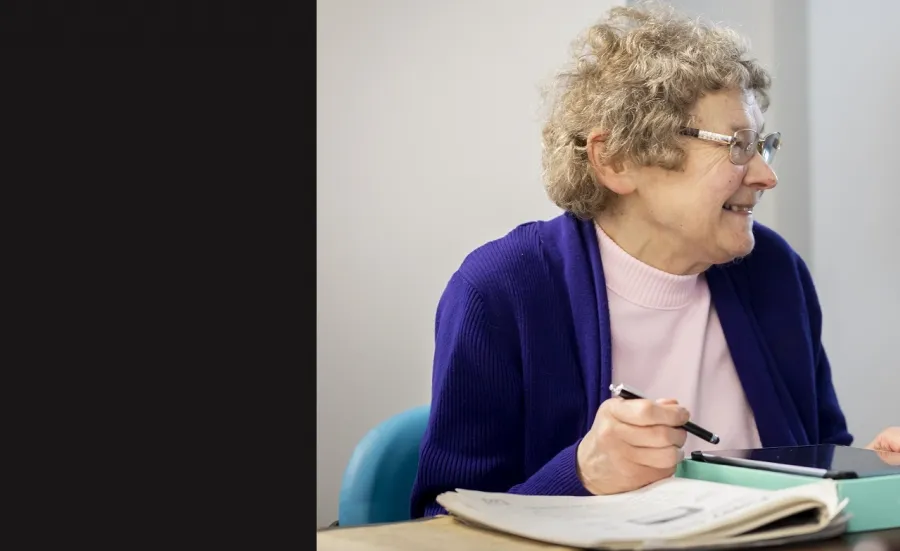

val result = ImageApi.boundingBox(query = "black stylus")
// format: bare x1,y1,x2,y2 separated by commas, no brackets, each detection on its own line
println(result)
609,383,721,445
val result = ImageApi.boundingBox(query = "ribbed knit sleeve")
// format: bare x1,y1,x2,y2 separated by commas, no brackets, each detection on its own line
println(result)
795,255,853,446
409,271,590,519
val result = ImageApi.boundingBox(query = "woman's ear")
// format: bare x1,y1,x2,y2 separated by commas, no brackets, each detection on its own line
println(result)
586,129,636,196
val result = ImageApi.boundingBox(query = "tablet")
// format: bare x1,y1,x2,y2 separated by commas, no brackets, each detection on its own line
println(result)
690,444,900,479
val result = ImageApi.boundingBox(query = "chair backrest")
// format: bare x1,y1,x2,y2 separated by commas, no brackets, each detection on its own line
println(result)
337,404,431,527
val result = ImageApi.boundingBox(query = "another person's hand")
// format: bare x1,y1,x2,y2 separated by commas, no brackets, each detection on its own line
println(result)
875,450,900,466
576,397,690,495
866,426,900,453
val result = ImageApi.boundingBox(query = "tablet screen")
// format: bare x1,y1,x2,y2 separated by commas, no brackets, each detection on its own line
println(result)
695,444,900,478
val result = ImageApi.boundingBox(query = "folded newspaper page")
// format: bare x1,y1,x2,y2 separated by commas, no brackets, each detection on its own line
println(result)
436,477,847,550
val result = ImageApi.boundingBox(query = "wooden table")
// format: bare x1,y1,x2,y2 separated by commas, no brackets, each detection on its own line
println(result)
318,517,900,550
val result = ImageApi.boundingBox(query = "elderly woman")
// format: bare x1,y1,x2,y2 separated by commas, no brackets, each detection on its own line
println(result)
410,5,899,517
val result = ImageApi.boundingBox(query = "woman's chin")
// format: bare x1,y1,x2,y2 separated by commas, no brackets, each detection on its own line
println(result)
708,225,755,264
721,233,756,262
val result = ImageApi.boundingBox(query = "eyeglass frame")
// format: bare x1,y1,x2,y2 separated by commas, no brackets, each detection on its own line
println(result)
679,127,782,166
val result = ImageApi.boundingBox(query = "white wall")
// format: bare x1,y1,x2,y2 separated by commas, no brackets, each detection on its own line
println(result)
809,0,900,445
317,0,622,527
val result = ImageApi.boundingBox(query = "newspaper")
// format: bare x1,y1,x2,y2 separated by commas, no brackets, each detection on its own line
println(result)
436,477,848,549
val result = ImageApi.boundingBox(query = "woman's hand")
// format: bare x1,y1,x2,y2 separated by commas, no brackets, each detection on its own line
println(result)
576,397,690,495
866,426,900,453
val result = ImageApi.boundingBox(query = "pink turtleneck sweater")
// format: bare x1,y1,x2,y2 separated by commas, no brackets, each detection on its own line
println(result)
596,224,762,454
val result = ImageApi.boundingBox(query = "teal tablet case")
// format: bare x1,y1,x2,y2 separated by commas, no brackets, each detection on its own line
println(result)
675,458,900,533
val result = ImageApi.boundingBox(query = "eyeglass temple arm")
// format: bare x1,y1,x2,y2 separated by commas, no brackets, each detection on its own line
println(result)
679,127,734,145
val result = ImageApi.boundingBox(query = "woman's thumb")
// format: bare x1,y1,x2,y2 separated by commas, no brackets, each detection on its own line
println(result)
655,398,680,406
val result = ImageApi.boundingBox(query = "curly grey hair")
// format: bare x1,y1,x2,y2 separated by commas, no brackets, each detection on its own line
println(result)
541,4,772,218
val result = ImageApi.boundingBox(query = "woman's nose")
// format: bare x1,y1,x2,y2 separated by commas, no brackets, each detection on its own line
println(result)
745,153,778,190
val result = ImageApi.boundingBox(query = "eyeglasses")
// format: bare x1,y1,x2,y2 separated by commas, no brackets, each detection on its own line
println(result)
680,127,782,166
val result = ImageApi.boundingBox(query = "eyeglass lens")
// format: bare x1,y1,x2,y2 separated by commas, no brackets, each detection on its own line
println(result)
730,129,781,165
760,133,781,164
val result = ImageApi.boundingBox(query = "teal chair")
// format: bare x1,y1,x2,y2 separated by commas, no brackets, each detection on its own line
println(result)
337,404,431,527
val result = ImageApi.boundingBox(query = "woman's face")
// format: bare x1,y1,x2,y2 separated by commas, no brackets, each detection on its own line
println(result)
597,88,778,273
